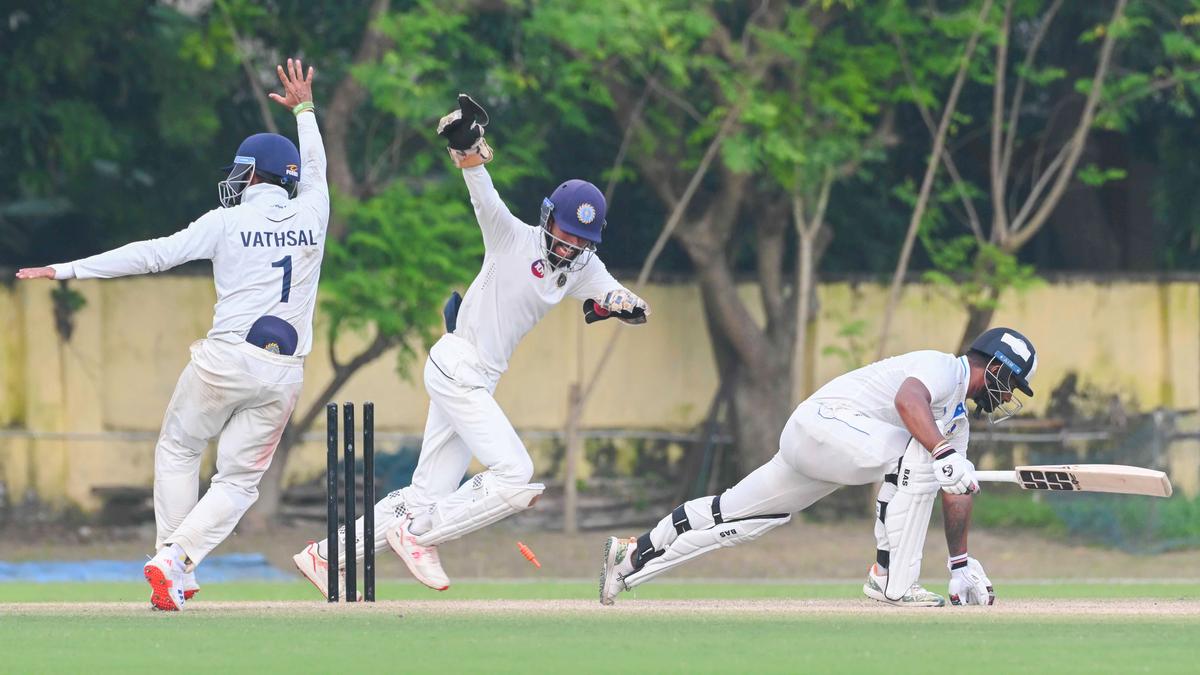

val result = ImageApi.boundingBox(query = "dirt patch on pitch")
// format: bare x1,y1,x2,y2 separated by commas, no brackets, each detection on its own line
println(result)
5,598,1199,618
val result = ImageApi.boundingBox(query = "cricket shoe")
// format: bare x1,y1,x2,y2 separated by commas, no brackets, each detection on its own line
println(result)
599,536,637,606
182,570,200,601
292,541,362,601
862,564,945,607
386,514,449,591
144,545,187,611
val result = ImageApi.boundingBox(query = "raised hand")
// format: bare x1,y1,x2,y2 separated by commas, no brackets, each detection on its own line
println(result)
15,267,56,280
268,57,314,110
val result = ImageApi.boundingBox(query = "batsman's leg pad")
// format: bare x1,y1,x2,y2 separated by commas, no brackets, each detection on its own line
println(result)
883,438,938,601
415,471,544,546
874,471,899,568
622,513,791,590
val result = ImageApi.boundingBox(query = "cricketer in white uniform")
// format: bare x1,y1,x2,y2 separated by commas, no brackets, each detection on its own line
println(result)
293,94,651,595
600,327,1038,607
16,59,327,611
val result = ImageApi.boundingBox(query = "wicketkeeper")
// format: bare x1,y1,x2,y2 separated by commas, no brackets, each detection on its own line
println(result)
294,94,651,594
601,328,1037,607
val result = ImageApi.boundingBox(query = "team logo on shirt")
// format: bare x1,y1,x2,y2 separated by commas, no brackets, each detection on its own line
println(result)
576,203,596,225
531,259,546,278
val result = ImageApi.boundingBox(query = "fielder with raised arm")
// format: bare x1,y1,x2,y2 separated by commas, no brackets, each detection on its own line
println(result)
600,328,1037,607
293,94,650,595
16,59,328,611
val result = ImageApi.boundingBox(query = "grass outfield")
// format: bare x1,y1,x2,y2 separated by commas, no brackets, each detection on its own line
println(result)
2,581,1198,674
3,579,1200,602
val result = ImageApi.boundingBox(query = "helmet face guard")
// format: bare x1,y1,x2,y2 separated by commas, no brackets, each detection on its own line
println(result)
218,155,256,207
968,327,1036,425
539,197,596,272
974,356,1025,424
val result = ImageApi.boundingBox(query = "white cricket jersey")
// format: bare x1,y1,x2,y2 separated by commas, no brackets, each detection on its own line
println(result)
807,350,971,448
452,166,623,379
50,112,330,357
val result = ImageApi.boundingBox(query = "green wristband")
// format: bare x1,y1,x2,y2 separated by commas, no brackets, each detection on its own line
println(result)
293,102,315,116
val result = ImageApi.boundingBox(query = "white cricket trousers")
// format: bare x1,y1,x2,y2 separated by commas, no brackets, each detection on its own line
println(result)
155,338,303,564
644,402,912,551
318,333,531,563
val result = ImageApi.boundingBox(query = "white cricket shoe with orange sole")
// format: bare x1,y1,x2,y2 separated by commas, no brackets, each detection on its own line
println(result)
182,570,200,601
386,514,449,591
144,545,187,611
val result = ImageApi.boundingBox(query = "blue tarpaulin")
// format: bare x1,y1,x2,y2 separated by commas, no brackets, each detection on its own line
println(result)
0,553,289,583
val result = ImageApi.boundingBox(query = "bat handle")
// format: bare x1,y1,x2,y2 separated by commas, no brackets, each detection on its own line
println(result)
974,470,1017,484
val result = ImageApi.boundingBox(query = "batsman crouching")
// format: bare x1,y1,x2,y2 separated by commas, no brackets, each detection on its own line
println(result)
601,328,1038,607
293,94,651,594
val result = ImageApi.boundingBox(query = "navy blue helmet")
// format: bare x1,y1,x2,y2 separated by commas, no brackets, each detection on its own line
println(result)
968,327,1038,422
218,133,301,207
538,179,606,271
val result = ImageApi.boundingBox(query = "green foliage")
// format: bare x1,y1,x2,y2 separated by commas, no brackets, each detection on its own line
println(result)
972,493,1065,531
1076,163,1128,187
821,319,871,372
974,491,1200,552
920,235,1042,312
322,180,481,375
1053,493,1200,552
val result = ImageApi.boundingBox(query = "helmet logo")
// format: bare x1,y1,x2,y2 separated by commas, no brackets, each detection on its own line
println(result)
1000,333,1031,360
285,163,299,178
530,260,546,279
576,203,596,225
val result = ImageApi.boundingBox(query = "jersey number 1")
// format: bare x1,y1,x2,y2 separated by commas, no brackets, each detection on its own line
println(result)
271,255,292,302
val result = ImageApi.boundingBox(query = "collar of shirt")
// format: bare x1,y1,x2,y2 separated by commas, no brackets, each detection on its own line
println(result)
242,183,289,206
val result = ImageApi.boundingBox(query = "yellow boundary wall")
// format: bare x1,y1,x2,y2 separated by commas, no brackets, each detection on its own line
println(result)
1,276,1197,510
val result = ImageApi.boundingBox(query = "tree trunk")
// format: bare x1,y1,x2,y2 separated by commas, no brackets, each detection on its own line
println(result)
726,356,794,474
696,280,793,475
956,286,1000,354
562,383,583,533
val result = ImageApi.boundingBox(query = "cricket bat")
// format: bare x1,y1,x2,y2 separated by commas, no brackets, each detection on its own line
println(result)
975,464,1173,498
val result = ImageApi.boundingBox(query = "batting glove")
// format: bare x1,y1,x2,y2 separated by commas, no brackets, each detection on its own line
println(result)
931,443,979,495
948,555,995,606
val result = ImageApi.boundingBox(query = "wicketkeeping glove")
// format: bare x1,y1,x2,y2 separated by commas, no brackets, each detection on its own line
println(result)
948,555,995,605
583,289,650,325
437,93,493,168
931,442,979,495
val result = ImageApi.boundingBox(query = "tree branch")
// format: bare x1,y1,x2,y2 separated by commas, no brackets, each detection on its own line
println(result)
1007,0,1128,251
791,168,833,397
877,0,994,358
324,0,392,227
893,34,984,241
218,0,278,135
990,0,1013,241
579,101,744,405
603,78,653,204
756,198,789,326
1000,0,1064,208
